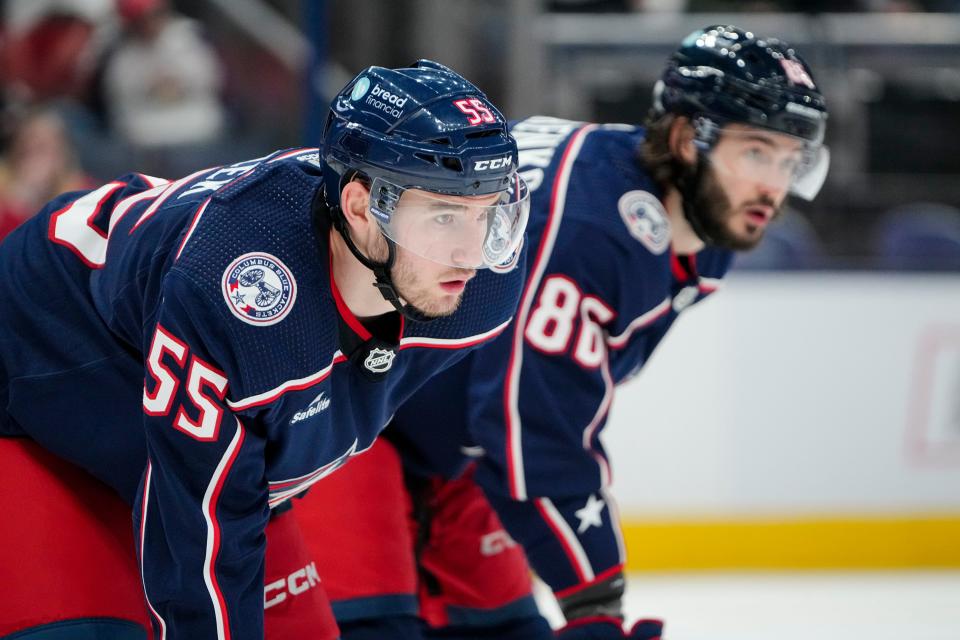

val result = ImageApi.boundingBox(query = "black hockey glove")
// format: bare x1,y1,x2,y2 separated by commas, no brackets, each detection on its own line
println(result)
554,570,663,639
555,617,663,639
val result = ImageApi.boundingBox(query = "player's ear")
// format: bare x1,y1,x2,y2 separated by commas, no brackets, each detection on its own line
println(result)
339,180,374,237
668,116,697,166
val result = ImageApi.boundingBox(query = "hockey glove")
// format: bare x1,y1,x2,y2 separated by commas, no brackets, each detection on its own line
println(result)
554,571,662,639
555,617,663,639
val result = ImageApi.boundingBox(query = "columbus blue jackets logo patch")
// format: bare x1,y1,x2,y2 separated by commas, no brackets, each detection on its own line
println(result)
618,190,670,255
222,252,297,326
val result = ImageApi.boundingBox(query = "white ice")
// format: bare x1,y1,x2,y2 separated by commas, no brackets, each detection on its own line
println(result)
535,571,960,639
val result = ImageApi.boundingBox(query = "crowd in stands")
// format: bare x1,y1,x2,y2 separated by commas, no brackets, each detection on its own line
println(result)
0,0,294,244
0,0,957,269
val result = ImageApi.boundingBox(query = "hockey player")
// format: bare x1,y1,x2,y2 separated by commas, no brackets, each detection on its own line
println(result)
297,25,830,640
0,60,529,640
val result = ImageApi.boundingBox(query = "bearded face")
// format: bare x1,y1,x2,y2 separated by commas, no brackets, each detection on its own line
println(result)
687,160,783,251
683,124,802,251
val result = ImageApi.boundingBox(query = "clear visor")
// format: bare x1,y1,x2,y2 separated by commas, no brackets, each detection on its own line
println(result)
705,129,830,202
369,174,530,269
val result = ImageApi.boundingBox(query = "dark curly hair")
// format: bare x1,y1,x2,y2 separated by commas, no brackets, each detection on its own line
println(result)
639,111,688,192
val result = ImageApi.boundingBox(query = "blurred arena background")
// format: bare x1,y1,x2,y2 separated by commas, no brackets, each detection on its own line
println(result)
1,0,958,637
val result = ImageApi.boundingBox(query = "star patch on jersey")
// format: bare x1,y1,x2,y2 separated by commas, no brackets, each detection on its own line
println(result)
222,252,297,326
575,493,606,534
618,190,670,255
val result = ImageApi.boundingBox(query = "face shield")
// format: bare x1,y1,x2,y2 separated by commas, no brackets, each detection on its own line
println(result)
368,174,529,269
702,126,830,202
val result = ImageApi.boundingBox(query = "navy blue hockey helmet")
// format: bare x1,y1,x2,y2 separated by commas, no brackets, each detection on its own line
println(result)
653,25,829,200
320,59,528,271
318,60,529,321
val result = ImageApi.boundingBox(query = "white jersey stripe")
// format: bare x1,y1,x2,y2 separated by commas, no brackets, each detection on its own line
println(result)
267,147,317,163
139,461,168,639
108,184,168,238
229,318,513,412
506,124,598,501
698,277,723,292
399,317,513,350
226,352,345,411
139,173,169,189
267,440,369,508
583,356,615,487
538,497,596,582
606,297,671,349
173,197,213,262
202,419,245,640
133,168,210,232
268,440,360,488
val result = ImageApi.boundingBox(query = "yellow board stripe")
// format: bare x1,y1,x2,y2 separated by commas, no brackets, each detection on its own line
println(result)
620,513,960,570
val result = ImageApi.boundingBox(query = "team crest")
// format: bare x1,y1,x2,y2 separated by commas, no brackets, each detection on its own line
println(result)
618,190,670,255
490,236,524,274
363,347,396,374
222,252,297,326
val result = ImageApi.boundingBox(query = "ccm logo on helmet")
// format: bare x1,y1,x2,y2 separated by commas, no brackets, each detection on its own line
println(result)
474,156,512,171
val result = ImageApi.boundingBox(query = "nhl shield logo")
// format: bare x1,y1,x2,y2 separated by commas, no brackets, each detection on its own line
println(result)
222,252,297,326
618,190,670,255
363,347,396,374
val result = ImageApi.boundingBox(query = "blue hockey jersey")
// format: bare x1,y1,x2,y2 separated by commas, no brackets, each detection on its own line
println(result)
0,148,524,639
387,118,733,596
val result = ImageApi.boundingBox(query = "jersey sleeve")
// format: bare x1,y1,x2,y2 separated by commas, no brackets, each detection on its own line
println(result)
470,207,669,599
134,270,271,640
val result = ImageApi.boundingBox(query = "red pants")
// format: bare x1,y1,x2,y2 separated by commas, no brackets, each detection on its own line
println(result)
298,438,536,629
0,437,338,639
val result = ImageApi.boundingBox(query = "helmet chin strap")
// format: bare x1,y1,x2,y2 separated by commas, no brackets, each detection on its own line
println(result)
674,153,716,246
328,201,435,323
367,242,435,324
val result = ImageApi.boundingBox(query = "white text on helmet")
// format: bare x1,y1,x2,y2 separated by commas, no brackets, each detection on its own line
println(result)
370,84,408,107
474,156,513,171
364,84,409,119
